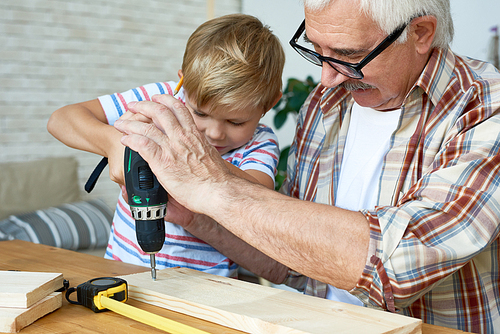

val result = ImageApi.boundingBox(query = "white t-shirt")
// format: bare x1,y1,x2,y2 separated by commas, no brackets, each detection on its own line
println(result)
326,102,401,305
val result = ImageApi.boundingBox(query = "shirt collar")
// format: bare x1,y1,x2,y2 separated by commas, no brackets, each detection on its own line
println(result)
413,47,456,107
318,85,350,115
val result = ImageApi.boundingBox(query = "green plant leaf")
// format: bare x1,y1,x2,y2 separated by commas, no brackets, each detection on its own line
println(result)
277,146,290,172
272,78,318,138
274,146,291,190
274,109,289,129
306,75,316,87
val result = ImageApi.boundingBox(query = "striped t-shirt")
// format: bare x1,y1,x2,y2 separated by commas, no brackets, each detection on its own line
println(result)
98,82,280,277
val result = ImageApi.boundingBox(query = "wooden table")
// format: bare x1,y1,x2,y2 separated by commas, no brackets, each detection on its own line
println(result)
0,240,462,333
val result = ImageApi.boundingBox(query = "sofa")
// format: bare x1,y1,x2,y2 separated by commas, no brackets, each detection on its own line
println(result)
0,156,112,253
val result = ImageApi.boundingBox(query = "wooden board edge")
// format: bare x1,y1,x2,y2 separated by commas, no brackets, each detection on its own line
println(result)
0,292,62,333
25,273,63,308
0,272,63,308
384,320,422,334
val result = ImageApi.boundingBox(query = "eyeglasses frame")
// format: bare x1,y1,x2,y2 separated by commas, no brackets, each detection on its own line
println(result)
289,19,411,79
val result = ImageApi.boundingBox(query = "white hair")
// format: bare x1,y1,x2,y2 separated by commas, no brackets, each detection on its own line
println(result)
302,0,454,48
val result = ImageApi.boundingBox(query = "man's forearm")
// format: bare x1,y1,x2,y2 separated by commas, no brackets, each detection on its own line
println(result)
203,176,370,290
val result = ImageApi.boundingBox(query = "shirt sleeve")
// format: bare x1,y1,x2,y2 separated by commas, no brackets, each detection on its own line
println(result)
224,125,280,185
353,113,500,312
97,82,178,125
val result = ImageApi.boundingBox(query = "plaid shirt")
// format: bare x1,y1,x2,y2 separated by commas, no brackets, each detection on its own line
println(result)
282,48,500,333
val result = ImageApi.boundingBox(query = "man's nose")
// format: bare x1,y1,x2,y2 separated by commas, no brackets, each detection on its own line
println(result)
320,64,350,88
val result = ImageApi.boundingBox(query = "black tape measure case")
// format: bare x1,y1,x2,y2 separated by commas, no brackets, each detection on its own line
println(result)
66,277,128,313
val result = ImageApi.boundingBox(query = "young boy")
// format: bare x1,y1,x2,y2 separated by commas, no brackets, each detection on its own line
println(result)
47,14,285,278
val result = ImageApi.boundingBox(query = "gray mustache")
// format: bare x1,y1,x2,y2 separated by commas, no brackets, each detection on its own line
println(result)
340,81,376,91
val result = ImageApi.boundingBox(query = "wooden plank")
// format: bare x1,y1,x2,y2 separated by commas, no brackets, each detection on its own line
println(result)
0,271,63,308
121,268,422,334
0,292,62,333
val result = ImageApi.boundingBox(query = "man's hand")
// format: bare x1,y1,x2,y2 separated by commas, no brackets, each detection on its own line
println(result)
113,94,231,213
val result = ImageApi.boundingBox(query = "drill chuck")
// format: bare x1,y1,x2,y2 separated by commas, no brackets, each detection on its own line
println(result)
130,204,166,221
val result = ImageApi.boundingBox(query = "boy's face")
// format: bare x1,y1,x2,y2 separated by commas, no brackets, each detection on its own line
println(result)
184,95,264,156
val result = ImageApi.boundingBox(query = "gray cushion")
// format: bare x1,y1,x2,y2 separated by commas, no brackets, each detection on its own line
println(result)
0,199,112,250
0,157,80,220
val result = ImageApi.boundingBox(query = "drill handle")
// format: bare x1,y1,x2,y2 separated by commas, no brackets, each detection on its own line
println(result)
124,147,168,206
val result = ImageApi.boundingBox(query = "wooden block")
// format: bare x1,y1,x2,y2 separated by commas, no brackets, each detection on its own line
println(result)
121,268,422,334
0,271,63,308
0,292,62,333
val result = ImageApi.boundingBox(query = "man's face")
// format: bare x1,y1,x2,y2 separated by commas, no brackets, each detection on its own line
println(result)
304,1,420,111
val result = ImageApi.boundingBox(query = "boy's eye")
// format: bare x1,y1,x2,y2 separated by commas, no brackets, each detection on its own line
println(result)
192,110,207,117
229,121,245,126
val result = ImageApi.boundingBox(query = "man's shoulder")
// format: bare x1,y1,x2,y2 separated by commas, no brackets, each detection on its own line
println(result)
451,52,500,106
418,48,500,108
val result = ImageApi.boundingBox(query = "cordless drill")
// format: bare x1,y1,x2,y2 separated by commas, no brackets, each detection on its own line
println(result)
124,146,168,280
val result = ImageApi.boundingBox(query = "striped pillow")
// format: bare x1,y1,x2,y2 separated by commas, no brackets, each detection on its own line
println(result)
0,199,112,250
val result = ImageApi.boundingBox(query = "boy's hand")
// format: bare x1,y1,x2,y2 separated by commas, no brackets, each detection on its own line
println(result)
164,197,196,230
109,110,155,188
107,138,126,186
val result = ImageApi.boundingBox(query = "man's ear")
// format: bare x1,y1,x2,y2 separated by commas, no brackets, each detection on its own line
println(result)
411,16,437,55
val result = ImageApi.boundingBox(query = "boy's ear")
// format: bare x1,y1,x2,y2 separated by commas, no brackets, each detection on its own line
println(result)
262,92,283,117
178,69,183,79
272,92,282,108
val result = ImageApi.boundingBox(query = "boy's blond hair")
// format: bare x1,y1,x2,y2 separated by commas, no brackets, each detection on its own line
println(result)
182,14,285,114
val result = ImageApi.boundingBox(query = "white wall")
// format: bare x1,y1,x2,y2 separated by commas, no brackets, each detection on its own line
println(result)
0,0,241,209
451,0,499,61
243,0,500,149
242,0,320,150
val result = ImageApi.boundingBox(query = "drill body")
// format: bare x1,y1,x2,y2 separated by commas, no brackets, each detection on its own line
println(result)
124,147,168,280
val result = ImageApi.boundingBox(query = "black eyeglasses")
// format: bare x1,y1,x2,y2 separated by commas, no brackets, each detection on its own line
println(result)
290,19,410,80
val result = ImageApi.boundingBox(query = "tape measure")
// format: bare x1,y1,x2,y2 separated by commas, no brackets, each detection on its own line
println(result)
65,277,127,313
66,276,209,333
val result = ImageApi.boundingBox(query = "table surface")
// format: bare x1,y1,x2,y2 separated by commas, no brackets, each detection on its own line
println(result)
0,240,463,333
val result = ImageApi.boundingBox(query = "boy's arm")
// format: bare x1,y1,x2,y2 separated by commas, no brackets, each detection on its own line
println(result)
166,197,289,284
47,99,126,185
224,162,274,189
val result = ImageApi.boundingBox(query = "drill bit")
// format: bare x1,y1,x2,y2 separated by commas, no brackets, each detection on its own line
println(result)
150,254,157,280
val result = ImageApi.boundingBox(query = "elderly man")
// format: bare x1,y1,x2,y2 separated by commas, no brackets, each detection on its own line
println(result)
114,0,500,332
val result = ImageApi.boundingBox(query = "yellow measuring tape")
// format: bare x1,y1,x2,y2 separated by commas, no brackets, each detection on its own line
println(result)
66,277,209,334
100,295,209,334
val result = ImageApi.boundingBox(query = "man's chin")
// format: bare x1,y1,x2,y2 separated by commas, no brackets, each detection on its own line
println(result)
350,88,377,103
349,90,384,110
